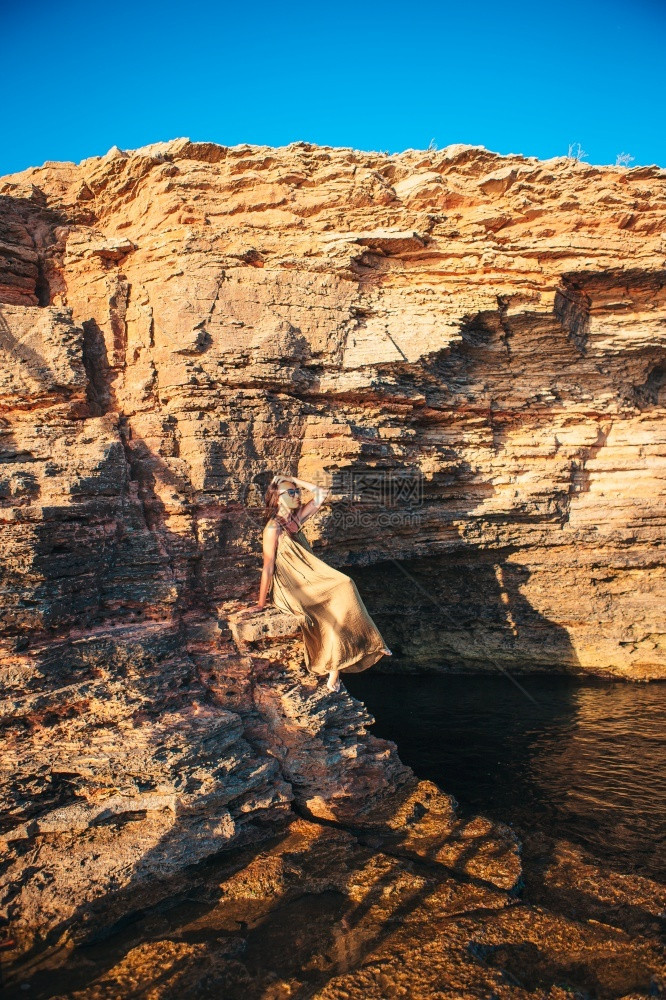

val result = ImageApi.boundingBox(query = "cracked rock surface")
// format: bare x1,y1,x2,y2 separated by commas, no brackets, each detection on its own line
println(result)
0,139,664,992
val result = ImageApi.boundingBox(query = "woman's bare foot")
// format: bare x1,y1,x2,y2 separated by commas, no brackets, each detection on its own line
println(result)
381,647,393,656
326,668,341,692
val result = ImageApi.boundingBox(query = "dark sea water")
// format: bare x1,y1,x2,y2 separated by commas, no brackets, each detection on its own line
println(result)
344,672,666,883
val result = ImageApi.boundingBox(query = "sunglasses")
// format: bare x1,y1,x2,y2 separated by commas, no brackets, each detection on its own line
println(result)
279,488,301,497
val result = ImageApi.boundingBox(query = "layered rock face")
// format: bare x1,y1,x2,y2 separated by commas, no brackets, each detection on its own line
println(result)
2,137,664,682
0,138,665,965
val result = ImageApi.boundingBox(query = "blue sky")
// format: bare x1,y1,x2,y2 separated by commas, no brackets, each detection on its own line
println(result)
2,0,665,175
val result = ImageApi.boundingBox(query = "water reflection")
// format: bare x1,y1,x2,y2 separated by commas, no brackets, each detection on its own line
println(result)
344,673,666,881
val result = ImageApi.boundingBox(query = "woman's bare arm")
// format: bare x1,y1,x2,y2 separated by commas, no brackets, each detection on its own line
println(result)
289,477,331,526
247,521,281,612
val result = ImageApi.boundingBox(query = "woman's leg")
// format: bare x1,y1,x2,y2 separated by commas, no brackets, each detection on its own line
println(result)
326,666,341,691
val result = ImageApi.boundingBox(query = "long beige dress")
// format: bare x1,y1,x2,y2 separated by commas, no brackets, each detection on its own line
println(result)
268,517,389,676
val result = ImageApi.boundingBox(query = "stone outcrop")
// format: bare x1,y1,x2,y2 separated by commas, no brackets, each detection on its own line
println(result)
3,782,664,998
0,138,665,978
2,137,664,682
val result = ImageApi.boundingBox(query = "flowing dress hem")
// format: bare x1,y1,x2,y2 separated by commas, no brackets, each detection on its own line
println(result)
305,643,387,677
339,644,388,675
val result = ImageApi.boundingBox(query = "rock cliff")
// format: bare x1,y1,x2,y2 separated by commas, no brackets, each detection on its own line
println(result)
0,138,665,984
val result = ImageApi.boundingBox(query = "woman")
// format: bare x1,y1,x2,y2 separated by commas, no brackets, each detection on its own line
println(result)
245,474,392,692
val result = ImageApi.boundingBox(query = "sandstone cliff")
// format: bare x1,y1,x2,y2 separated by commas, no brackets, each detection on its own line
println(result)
0,139,665,979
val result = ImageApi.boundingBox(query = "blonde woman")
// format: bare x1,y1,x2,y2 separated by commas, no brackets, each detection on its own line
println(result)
246,474,392,692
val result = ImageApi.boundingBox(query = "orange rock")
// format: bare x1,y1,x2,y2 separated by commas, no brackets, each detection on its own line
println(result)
0,139,664,969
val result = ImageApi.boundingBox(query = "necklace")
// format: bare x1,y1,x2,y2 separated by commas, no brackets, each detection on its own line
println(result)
278,511,300,534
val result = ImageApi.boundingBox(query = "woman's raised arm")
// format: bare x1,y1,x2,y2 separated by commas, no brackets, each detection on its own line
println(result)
291,478,330,526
